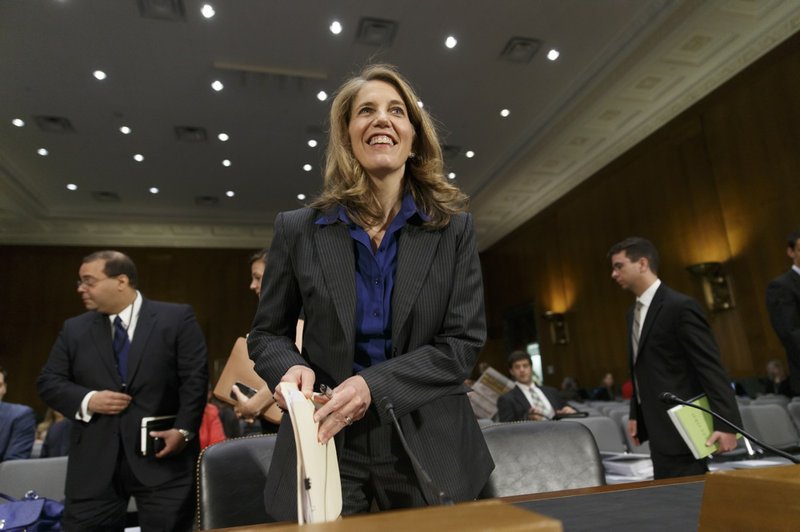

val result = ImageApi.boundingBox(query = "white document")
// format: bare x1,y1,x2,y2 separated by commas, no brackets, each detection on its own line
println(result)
282,382,342,524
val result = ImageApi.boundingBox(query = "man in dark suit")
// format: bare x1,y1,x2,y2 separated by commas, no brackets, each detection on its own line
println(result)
0,366,36,461
497,351,576,422
37,250,208,531
609,237,740,479
766,230,800,396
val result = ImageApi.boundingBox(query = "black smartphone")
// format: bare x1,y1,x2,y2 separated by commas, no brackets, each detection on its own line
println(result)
231,381,259,400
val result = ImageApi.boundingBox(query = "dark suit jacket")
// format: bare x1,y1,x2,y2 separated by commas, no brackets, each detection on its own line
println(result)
0,402,36,461
766,269,800,395
496,385,566,422
41,418,71,457
37,298,208,498
248,208,493,521
628,284,741,457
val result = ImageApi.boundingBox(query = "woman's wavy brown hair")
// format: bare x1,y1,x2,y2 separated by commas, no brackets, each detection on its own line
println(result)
310,64,468,229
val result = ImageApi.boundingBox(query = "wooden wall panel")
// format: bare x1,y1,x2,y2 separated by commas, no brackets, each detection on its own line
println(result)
481,32,800,391
0,245,259,415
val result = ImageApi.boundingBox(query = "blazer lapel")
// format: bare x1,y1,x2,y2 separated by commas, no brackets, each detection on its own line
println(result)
636,284,665,357
126,299,155,385
392,224,440,345
89,313,122,384
315,223,357,349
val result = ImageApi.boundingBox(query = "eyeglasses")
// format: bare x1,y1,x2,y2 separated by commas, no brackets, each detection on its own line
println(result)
76,276,116,288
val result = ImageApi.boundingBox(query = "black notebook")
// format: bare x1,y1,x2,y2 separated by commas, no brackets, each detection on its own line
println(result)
139,415,176,456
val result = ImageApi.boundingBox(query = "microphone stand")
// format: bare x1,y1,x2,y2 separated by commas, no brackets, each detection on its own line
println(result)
660,392,800,464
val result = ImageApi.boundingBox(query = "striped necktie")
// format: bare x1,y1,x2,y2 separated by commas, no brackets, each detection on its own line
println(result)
632,300,643,363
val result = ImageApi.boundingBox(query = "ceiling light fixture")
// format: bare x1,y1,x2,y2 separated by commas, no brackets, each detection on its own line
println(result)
329,21,342,34
500,109,510,118
12,118,25,127
445,36,458,49
308,139,318,148
303,164,312,172
217,132,229,142
211,80,224,91
37,148,48,156
66,183,78,191
149,187,159,194
93,70,107,80
225,190,235,198
297,193,306,201
133,153,144,162
547,49,560,61
448,172,456,180
417,100,424,108
222,159,231,167
465,150,475,158
201,4,215,18
317,90,328,101
119,126,131,134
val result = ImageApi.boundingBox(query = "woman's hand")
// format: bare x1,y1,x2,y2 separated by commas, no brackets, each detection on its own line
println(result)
313,375,371,444
231,385,274,423
274,365,316,409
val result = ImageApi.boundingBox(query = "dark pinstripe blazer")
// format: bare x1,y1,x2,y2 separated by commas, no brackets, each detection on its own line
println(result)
248,207,494,521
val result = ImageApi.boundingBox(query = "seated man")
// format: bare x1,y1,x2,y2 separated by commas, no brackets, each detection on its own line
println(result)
0,365,36,462
497,351,576,421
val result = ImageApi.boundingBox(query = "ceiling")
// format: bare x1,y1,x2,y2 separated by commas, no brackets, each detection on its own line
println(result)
1,0,798,251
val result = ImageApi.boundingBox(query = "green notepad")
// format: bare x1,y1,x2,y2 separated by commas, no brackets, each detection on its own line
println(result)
666,394,739,459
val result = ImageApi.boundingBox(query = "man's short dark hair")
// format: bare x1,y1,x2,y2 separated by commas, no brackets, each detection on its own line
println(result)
787,230,800,250
607,237,660,274
507,350,531,368
83,250,138,288
249,248,268,266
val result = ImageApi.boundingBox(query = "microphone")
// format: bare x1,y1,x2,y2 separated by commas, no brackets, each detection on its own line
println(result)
379,397,453,506
659,392,800,464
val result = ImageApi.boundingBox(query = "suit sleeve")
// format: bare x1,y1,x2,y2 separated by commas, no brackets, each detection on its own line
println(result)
677,299,742,431
173,305,209,434
248,211,307,389
3,407,35,460
496,393,517,422
360,214,487,421
766,279,800,352
37,324,97,421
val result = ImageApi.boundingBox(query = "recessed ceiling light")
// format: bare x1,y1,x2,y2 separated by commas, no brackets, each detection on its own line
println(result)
211,80,224,92
308,139,318,148
297,193,306,201
465,150,475,158
500,109,511,118
217,132,229,142
225,190,235,198
547,49,560,61
329,21,342,34
149,187,159,194
93,70,107,80
66,183,78,191
201,4,215,18
12,118,25,127
222,159,231,167
317,91,328,101
133,153,144,162
417,100,424,108
119,126,131,134
445,36,458,49
448,172,456,179
37,148,48,156
303,164,312,172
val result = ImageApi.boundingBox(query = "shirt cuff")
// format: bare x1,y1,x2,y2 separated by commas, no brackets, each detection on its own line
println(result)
77,390,97,422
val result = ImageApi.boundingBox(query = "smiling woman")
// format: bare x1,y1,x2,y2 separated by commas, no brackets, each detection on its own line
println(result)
246,64,492,521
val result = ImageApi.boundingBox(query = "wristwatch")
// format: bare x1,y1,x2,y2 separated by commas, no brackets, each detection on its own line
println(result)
177,429,194,442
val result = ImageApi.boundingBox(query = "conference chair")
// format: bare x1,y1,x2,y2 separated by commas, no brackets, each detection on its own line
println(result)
788,402,800,433
563,416,628,454
752,394,790,408
739,403,800,452
479,421,605,498
196,434,277,530
0,456,68,501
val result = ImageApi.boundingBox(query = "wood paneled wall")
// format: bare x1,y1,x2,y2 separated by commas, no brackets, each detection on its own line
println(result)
0,245,259,416
480,32,800,391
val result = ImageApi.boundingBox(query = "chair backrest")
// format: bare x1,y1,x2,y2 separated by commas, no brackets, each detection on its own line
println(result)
563,416,628,453
0,456,68,501
739,404,800,450
787,402,800,433
479,421,605,498
752,394,790,407
196,434,277,530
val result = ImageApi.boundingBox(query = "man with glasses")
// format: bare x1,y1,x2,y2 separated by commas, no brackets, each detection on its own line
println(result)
37,250,208,531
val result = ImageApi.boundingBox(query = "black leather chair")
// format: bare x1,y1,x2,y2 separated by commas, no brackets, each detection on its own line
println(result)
196,434,277,530
479,421,605,498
